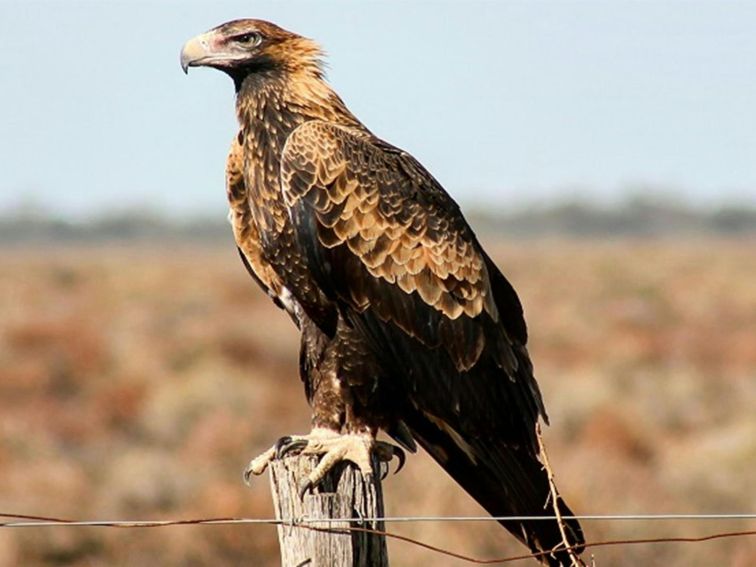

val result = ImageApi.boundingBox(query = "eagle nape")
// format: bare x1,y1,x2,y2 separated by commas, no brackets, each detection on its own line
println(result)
243,429,405,497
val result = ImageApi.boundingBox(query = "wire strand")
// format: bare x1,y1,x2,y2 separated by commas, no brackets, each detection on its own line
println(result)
1,512,753,565
2,512,754,527
1,511,755,565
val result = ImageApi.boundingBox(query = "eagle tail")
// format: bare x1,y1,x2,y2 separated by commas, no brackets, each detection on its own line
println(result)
407,416,585,566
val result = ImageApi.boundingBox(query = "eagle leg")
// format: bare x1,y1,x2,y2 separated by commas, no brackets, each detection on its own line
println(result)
242,428,405,492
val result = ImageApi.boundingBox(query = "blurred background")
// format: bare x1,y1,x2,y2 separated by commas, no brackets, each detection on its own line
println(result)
1,1,754,565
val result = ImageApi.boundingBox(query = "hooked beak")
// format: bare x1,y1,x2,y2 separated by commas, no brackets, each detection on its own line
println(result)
180,32,213,74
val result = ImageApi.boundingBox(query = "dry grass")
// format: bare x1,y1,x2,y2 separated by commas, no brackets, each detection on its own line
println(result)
0,239,754,566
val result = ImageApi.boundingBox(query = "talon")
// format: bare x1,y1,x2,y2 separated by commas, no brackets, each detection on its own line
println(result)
393,446,406,474
276,435,309,459
380,462,389,480
243,445,277,485
274,436,292,458
298,478,313,500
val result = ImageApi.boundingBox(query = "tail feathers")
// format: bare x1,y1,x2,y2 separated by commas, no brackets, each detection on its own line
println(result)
409,417,584,566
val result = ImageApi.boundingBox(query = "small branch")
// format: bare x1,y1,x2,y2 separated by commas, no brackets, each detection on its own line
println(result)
537,424,588,567
268,455,389,567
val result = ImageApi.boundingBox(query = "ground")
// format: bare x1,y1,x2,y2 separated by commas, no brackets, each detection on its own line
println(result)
0,238,754,566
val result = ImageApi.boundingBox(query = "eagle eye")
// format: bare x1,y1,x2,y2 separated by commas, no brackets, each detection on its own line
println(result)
234,32,262,47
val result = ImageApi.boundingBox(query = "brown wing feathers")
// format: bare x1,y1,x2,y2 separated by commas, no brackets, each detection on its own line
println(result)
282,122,496,340
280,120,548,432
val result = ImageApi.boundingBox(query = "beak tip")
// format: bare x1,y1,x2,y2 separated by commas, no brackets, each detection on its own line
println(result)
180,34,211,76
180,49,192,74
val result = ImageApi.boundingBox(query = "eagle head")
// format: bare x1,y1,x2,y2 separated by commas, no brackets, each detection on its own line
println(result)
180,19,324,82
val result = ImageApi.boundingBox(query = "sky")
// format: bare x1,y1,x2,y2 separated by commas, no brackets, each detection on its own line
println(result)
1,0,755,220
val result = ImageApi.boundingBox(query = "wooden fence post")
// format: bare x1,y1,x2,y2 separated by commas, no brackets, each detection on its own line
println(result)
268,455,389,567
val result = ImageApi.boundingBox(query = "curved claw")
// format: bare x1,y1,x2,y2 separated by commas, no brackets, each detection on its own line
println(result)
380,462,390,480
274,436,292,458
243,445,278,485
392,445,406,475
275,436,308,459
298,478,313,500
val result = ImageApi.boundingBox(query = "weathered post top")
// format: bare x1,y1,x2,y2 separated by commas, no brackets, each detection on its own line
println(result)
268,455,389,567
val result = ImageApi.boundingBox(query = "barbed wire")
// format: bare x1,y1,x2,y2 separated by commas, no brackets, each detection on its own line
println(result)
1,512,755,527
1,511,754,564
339,526,756,565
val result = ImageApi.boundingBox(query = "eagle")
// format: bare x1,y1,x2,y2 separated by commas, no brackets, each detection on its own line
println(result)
181,19,584,565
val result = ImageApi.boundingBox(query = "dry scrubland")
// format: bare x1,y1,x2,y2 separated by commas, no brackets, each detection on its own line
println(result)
0,239,754,566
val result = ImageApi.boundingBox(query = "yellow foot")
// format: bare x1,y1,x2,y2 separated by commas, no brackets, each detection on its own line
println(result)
243,428,405,496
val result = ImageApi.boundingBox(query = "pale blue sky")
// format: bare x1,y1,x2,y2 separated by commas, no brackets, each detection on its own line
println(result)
1,1,755,219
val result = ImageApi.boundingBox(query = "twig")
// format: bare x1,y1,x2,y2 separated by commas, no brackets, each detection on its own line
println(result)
536,423,587,567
